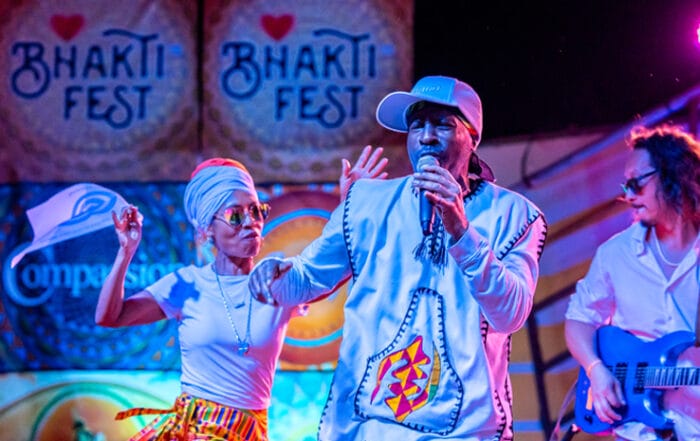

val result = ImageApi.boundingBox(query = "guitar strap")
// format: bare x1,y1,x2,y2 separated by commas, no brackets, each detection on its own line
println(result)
548,380,578,441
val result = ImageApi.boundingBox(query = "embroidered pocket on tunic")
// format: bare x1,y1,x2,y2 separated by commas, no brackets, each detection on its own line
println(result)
354,288,463,435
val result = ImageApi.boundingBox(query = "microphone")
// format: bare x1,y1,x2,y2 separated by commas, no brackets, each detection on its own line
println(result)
417,154,439,236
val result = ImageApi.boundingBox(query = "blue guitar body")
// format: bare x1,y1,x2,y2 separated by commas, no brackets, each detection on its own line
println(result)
574,326,698,434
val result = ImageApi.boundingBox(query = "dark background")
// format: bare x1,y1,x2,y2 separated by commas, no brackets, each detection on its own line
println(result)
414,0,700,139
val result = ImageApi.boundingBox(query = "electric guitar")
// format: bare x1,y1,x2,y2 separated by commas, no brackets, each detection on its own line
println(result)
574,325,700,434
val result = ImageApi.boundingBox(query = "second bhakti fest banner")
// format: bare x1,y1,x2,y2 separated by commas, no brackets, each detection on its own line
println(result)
202,0,413,182
0,0,198,183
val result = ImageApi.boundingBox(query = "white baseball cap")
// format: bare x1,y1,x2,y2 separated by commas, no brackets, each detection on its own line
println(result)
376,75,483,146
376,76,494,181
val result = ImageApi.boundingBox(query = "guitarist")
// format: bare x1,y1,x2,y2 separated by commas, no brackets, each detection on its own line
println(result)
565,124,700,441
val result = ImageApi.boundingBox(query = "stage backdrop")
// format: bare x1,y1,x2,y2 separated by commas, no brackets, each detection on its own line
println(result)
0,0,412,183
0,1,414,439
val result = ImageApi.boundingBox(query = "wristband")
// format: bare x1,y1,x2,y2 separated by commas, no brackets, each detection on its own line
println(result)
585,359,603,378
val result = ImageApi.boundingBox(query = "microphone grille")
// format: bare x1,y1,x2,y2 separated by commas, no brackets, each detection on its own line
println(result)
417,154,439,172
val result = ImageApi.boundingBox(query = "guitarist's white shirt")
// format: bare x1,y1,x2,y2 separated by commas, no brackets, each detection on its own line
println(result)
566,221,700,440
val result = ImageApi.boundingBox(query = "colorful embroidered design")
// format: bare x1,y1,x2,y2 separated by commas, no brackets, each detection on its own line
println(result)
370,335,441,421
353,288,463,435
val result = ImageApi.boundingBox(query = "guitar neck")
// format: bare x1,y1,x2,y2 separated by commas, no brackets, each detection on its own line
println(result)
644,366,700,388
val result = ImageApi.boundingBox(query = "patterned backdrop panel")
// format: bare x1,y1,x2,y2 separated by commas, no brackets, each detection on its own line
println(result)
0,183,189,371
259,189,346,370
0,370,331,441
0,182,345,372
0,0,199,183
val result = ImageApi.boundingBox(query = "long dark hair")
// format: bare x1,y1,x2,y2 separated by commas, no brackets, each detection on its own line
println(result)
629,124,700,223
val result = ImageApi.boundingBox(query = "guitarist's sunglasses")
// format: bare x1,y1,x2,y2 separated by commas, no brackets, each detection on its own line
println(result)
621,170,657,195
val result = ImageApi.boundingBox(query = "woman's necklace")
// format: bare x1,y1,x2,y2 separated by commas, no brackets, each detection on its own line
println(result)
214,267,252,356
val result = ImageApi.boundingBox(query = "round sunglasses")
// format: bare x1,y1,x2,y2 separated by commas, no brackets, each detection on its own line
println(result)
215,203,270,227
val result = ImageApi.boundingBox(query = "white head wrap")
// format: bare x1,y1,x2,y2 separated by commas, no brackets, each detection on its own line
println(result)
183,165,256,232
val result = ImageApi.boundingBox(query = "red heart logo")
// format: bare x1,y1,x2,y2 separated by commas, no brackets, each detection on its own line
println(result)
260,14,294,41
50,14,85,41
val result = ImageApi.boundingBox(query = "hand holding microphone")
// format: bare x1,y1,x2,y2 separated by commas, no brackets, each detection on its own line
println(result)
417,154,439,236
413,154,470,241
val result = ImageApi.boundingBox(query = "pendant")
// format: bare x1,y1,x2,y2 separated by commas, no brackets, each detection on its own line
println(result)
237,342,249,356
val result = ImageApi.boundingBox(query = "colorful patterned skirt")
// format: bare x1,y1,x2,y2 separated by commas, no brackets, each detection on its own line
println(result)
116,393,268,440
